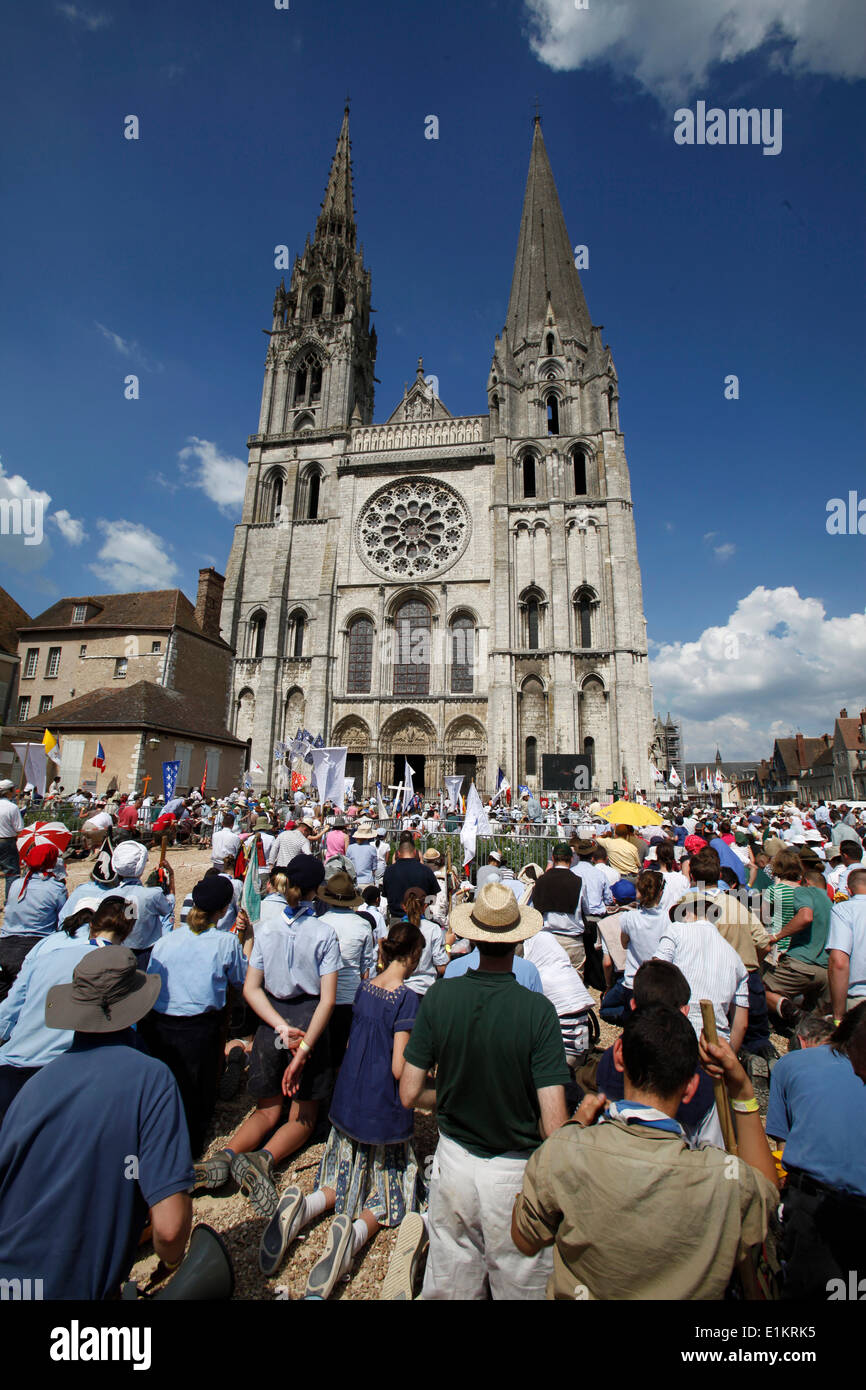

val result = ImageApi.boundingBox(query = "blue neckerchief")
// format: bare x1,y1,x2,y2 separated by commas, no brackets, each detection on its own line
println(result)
604,1099,684,1137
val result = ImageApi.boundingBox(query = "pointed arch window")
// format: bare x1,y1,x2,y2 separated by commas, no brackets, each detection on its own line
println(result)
546,394,560,435
546,333,555,355
287,609,306,659
308,473,320,519
260,469,285,522
309,286,324,320
450,613,475,693
583,736,595,778
334,286,346,317
393,600,431,697
248,611,266,660
310,363,323,402
527,598,539,650
574,587,597,649
293,365,308,404
347,617,374,694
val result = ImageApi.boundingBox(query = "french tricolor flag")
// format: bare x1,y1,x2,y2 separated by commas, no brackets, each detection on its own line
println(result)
93,741,106,772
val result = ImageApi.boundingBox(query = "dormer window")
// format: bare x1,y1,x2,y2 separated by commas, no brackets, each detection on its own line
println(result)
72,604,87,623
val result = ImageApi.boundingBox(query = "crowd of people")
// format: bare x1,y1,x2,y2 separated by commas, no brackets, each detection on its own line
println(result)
0,771,864,1302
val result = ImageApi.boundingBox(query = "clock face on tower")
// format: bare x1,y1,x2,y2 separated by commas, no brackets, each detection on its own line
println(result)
356,476,471,580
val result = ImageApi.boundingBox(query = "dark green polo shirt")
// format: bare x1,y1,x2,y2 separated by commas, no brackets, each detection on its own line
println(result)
404,969,570,1158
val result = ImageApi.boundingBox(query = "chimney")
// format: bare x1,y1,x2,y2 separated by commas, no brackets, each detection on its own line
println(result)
195,567,225,639
839,708,848,719
795,733,806,767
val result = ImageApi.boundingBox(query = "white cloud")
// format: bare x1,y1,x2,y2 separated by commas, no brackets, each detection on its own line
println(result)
650,585,866,759
525,0,866,101
52,509,87,545
89,520,180,592
56,4,111,31
714,541,737,560
94,321,162,373
177,437,246,516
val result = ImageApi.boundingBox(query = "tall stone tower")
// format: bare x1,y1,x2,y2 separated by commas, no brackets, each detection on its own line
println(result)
221,113,655,799
485,117,654,796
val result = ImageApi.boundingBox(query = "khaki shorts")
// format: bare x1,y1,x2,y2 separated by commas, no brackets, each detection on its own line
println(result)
762,955,828,1000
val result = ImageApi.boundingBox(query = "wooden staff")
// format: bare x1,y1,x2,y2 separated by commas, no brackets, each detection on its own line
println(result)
700,1000,737,1154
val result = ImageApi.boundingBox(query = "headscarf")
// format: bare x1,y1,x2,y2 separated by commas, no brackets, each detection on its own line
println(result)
17,842,59,900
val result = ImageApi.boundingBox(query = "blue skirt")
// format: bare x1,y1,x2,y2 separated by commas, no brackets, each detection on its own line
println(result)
316,1124,426,1226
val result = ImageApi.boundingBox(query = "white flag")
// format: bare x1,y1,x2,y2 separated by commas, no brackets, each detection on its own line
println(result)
444,774,464,811
460,783,491,867
12,742,48,796
668,766,681,787
310,746,348,810
649,761,663,783
404,758,415,805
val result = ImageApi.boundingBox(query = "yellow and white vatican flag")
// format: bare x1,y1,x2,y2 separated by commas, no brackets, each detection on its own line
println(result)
42,729,62,766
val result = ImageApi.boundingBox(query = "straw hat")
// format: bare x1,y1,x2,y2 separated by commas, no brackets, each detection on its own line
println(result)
573,839,596,858
449,880,542,945
423,846,443,863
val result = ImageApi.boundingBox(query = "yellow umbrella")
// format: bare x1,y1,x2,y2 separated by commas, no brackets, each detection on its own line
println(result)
597,800,664,828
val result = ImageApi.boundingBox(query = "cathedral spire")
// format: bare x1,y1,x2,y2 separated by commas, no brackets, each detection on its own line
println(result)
316,104,356,249
505,119,592,348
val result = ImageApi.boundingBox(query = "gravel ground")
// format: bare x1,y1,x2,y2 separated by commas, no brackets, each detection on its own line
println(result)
65,843,789,1301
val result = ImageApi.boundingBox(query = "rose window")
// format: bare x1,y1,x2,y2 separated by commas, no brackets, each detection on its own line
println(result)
356,477,471,579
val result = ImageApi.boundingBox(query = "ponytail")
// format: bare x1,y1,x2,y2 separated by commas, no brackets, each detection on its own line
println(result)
381,921,423,966
401,888,425,929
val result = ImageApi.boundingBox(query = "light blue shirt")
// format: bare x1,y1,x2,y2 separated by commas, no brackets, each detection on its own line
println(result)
58,881,119,925
110,880,175,951
1,875,67,938
443,949,544,993
317,907,377,1005
249,903,341,1000
0,935,95,1068
346,841,378,885
572,861,614,916
148,925,248,1016
827,896,866,997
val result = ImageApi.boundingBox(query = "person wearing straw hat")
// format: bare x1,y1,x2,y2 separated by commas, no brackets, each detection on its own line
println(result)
316,871,375,1065
396,881,571,1300
346,820,378,886
0,946,194,1300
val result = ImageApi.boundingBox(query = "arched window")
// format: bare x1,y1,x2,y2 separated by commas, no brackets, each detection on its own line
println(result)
525,736,537,776
334,286,346,317
522,454,536,499
546,394,560,435
310,363,323,401
259,469,285,522
583,736,595,778
490,393,499,433
450,614,475,693
347,617,374,694
247,611,266,660
526,597,539,650
575,591,593,648
546,333,555,355
293,365,308,403
393,600,430,696
573,449,587,494
293,354,324,408
287,610,306,659
309,286,324,319
308,473,320,519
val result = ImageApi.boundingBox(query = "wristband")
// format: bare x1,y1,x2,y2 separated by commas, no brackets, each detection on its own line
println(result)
298,1038,311,1054
161,1254,183,1272
730,1096,759,1114
833,1019,841,1027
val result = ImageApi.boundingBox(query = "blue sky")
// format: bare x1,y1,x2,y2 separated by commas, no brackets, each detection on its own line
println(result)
1,0,864,758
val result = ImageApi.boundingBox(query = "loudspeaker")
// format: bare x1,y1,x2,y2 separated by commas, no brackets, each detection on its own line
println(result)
153,1223,235,1301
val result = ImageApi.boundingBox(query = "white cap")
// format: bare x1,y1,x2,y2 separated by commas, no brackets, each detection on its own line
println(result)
0,779,15,792
111,842,149,878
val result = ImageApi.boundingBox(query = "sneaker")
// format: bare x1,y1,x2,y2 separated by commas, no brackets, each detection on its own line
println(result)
193,1148,233,1190
380,1212,427,1301
232,1150,279,1219
778,998,802,1028
304,1214,354,1300
218,1046,247,1101
259,1186,306,1277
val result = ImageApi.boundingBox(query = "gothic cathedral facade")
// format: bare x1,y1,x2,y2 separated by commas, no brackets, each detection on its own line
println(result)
220,108,655,799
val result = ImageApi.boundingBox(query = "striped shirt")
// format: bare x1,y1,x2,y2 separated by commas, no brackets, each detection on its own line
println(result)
654,920,749,1041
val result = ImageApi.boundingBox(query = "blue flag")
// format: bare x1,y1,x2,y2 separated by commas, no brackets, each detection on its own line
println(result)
162,760,181,801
